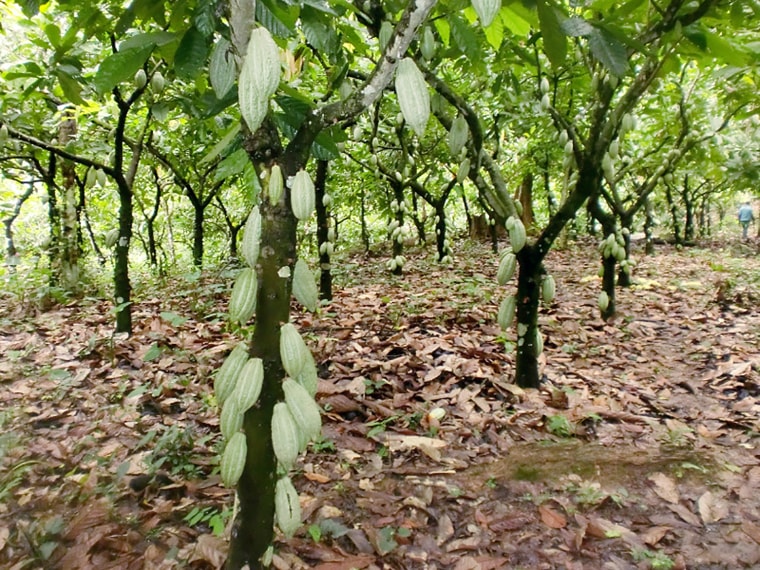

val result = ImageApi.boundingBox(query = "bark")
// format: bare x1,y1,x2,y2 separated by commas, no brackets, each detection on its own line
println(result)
644,197,655,255
588,196,617,320
314,159,332,300
516,172,535,229
513,246,543,389
3,183,35,270
225,190,296,569
390,179,405,275
665,183,682,245
59,116,80,292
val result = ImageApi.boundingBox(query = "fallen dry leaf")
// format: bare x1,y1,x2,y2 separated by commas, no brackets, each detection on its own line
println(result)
539,504,567,529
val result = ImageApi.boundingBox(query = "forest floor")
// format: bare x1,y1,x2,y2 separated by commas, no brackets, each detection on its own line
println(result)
0,236,759,570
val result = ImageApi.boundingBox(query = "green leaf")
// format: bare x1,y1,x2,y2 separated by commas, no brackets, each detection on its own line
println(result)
175,27,210,81
120,31,177,51
56,71,86,105
704,31,749,66
484,13,505,50
200,122,241,165
19,0,43,17
194,0,218,37
160,311,188,326
215,148,250,182
301,7,341,55
500,6,531,36
257,0,299,37
587,28,629,77
536,0,567,68
561,17,594,37
376,527,398,555
312,128,341,161
44,23,61,48
144,344,162,362
449,14,480,61
92,44,154,95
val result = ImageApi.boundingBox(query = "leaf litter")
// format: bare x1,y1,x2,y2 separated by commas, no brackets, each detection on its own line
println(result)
0,239,758,569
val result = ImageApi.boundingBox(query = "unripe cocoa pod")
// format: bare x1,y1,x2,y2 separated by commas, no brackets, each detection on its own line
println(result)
271,402,300,470
228,268,258,325
269,164,284,205
421,26,437,60
85,167,97,188
291,169,315,221
448,114,469,156
220,399,243,440
471,0,501,27
598,291,610,312
275,476,301,538
150,71,165,93
220,432,247,487
292,259,318,312
456,157,470,184
497,295,516,330
105,228,119,248
214,343,249,405
534,329,544,355
295,350,319,396
230,357,264,412
497,252,516,285
280,323,310,378
509,218,527,253
395,58,430,137
241,206,261,268
283,378,321,444
134,68,147,89
239,28,281,133
542,275,556,304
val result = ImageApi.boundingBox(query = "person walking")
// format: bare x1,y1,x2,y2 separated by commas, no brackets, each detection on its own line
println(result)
738,201,755,240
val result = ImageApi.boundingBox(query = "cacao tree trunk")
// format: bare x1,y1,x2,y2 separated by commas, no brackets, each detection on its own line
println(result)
617,215,633,287
665,183,682,246
434,203,447,262
589,197,617,320
644,196,655,255
390,179,404,275
360,188,370,254
192,204,204,268
3,183,35,270
314,159,332,301
59,116,80,292
513,247,543,389
113,173,134,334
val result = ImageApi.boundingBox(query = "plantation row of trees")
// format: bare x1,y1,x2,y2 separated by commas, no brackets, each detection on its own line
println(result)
1,1,759,567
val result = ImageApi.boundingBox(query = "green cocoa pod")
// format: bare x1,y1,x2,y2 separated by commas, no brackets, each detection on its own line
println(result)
497,295,516,330
230,357,264,412
220,432,247,487
275,476,301,538
280,323,309,378
283,378,321,444
291,169,315,221
271,402,300,470
229,268,258,325
497,253,517,286
542,275,556,304
214,344,249,405
292,259,318,312
241,206,261,268
395,58,430,137
471,0,501,27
